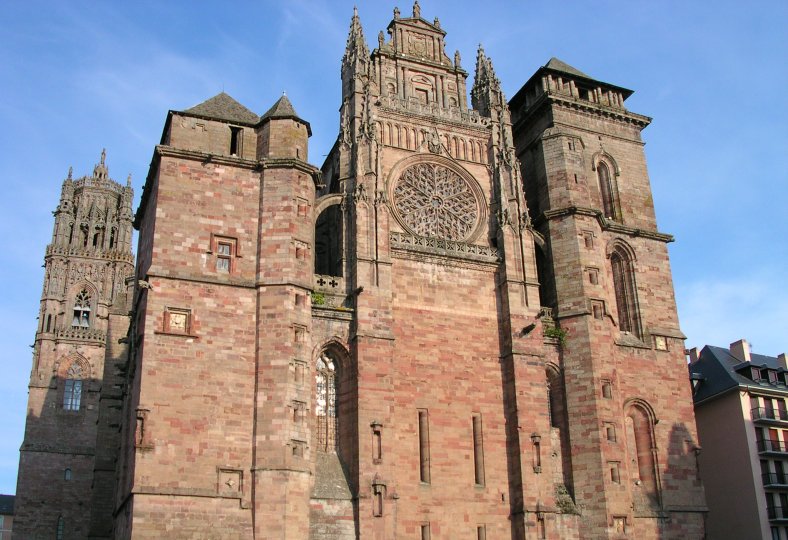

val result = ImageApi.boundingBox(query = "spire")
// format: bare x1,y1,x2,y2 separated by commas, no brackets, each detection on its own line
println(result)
471,44,504,117
342,6,369,69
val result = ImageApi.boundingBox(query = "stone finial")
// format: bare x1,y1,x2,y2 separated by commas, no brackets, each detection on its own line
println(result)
343,3,369,67
101,148,106,165
413,0,420,18
67,166,73,180
454,50,461,68
434,17,440,28
126,173,132,186
378,30,385,48
393,6,400,19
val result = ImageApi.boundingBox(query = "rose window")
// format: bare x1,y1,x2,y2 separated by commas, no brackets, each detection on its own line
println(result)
392,162,479,241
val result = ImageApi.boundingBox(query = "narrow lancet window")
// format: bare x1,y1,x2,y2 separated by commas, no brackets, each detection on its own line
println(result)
472,414,485,485
63,364,83,411
597,162,618,221
610,247,641,338
315,354,338,451
418,409,430,483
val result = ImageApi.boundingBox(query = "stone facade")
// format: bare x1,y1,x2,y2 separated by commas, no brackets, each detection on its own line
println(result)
15,152,134,539
16,3,706,539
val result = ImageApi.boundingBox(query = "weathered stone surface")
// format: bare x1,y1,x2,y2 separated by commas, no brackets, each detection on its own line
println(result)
16,5,706,540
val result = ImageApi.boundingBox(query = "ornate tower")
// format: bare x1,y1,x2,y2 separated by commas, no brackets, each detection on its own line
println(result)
509,59,707,538
15,151,134,539
314,3,567,537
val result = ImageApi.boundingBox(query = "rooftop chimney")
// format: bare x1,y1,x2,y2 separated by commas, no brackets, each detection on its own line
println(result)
730,339,751,363
686,347,700,364
778,353,788,370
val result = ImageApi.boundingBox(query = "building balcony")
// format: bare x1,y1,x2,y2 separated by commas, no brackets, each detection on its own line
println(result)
768,506,788,522
752,407,788,424
758,439,788,455
763,472,788,488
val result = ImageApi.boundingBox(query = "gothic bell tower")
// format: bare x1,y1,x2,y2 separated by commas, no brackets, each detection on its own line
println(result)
15,150,134,539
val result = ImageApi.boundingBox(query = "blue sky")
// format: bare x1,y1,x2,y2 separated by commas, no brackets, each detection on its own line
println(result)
0,1,785,494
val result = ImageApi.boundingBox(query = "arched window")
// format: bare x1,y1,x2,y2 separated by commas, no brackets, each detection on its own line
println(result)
64,468,72,480
56,516,65,540
72,289,91,328
597,162,618,221
610,247,641,338
625,402,659,505
63,364,83,411
314,205,343,277
315,354,338,452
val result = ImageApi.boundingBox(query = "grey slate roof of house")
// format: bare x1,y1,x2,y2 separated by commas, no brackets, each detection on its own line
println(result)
691,345,788,404
0,494,14,515
183,92,260,124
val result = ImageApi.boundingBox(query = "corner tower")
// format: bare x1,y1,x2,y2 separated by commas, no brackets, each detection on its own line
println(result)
510,59,707,538
15,151,134,539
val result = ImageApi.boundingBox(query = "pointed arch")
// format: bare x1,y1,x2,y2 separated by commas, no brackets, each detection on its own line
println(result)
607,240,642,338
623,399,660,506
314,340,352,453
592,152,622,222
68,281,98,328
58,354,90,412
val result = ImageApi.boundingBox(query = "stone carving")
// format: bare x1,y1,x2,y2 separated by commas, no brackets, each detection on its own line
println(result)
352,183,368,204
427,129,442,154
392,162,479,241
390,231,500,263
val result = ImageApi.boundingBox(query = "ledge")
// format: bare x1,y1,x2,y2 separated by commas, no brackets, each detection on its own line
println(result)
539,206,674,243
390,231,500,264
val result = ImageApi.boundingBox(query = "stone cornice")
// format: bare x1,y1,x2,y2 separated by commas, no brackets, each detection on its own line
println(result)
512,91,651,134
538,206,674,243
45,245,134,264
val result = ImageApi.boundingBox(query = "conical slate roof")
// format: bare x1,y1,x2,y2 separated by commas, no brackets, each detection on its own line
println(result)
184,92,259,124
544,57,591,80
260,94,299,120
260,94,311,135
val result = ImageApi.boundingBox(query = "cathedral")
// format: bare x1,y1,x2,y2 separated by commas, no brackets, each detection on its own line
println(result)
15,3,707,539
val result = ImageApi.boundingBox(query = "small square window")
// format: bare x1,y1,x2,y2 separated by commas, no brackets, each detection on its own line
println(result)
654,335,668,351
210,235,238,273
602,380,613,399
605,424,617,442
582,231,594,249
588,268,599,285
217,242,231,272
609,462,620,483
591,300,605,320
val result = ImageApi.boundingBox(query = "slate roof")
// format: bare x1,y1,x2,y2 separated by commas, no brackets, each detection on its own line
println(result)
0,494,14,515
261,94,299,120
259,94,311,135
544,57,591,79
691,345,788,404
183,92,259,124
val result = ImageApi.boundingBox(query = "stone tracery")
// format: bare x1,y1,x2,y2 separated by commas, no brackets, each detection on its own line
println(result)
392,162,479,241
